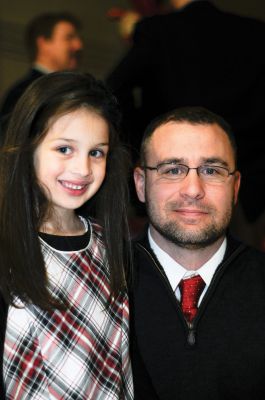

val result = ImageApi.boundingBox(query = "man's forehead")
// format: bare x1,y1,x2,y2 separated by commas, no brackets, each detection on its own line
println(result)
150,122,228,144
52,21,76,36
145,121,234,162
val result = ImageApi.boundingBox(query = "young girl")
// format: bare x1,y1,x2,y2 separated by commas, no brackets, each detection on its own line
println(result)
0,72,133,399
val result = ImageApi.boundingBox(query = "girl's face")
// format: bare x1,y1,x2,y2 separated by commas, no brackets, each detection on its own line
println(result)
34,108,109,218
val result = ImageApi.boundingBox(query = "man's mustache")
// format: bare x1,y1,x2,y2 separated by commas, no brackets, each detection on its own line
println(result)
166,200,215,213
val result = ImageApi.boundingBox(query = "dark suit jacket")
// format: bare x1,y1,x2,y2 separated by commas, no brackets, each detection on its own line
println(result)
0,68,44,145
0,68,44,118
107,1,265,221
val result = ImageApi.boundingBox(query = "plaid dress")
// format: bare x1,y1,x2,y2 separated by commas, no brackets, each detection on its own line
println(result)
4,218,133,399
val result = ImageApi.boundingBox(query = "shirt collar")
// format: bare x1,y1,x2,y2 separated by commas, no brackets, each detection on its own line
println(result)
33,63,53,74
148,229,227,292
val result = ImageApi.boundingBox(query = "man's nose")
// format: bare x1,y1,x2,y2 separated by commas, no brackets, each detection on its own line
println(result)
179,169,205,199
73,36,83,50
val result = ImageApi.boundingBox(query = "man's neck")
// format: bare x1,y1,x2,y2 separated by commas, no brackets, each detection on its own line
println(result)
34,55,56,73
33,62,53,74
149,226,225,270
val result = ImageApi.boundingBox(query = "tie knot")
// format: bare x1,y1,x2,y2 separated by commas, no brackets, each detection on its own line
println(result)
179,275,206,323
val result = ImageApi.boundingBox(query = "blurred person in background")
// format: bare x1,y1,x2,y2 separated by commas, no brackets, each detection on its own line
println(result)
0,12,83,119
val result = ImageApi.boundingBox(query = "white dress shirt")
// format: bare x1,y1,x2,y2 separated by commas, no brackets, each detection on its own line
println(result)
33,63,53,74
148,230,227,305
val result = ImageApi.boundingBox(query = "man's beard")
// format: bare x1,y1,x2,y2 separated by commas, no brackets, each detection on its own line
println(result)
146,197,234,250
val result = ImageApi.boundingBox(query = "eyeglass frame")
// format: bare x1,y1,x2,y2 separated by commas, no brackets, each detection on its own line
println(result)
141,161,237,182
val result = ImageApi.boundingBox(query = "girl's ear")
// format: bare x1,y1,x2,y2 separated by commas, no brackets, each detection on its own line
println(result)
134,167,146,203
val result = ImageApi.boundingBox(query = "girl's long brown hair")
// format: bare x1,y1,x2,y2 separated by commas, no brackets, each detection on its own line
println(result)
0,72,131,310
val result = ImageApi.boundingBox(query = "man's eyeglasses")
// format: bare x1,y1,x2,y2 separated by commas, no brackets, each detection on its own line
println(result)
142,162,237,183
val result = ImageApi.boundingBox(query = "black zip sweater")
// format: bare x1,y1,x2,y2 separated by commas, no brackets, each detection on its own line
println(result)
130,234,265,400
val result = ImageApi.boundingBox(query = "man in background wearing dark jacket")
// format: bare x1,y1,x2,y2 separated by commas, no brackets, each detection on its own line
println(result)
1,12,83,119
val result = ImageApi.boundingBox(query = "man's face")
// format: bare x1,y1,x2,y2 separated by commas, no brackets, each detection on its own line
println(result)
41,21,83,70
134,122,241,250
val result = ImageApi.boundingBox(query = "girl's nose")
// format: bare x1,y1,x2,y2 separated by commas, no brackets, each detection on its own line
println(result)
71,155,91,177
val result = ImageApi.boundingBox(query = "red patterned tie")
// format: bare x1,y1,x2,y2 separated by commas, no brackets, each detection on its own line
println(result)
179,275,206,323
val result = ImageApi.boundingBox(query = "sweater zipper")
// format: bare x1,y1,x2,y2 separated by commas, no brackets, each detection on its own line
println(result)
136,241,246,347
136,243,193,344
186,322,196,346
186,242,246,346
136,242,177,295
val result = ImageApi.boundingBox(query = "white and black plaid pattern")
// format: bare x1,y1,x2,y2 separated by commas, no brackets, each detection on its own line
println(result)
4,219,133,399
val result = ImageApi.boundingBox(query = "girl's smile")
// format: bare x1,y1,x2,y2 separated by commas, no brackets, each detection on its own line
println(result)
59,179,90,195
34,108,109,222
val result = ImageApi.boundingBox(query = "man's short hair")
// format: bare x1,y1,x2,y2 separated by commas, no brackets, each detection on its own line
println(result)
25,12,82,62
140,106,237,165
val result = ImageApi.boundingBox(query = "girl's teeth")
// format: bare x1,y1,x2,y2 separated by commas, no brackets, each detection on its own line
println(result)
62,181,84,190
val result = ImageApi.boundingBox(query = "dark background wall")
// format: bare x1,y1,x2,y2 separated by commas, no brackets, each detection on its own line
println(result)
214,0,265,20
0,0,264,98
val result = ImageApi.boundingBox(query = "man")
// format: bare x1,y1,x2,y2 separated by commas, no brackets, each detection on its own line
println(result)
107,0,265,244
131,106,265,399
0,12,83,118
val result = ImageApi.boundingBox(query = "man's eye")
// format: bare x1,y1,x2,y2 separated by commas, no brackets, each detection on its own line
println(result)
162,166,185,175
201,166,220,175
57,146,72,155
169,168,182,175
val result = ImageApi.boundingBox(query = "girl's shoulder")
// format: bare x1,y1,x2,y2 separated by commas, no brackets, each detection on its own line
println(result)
80,216,104,240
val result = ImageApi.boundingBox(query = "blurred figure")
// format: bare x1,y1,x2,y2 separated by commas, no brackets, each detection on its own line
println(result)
107,8,141,43
0,12,83,118
107,0,165,42
107,0,265,249
118,10,142,42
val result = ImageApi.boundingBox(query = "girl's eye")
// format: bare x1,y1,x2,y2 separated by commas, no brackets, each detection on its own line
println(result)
90,149,104,158
57,146,72,155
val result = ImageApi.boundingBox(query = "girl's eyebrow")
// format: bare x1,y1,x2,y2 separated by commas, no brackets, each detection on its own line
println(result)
51,138,109,146
95,142,109,147
51,137,78,143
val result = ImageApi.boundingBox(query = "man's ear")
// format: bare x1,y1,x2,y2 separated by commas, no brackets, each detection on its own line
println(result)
36,35,50,51
233,171,241,204
134,166,146,203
